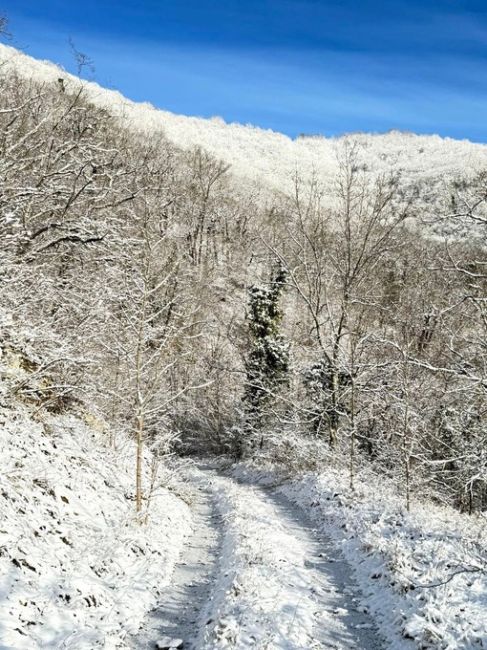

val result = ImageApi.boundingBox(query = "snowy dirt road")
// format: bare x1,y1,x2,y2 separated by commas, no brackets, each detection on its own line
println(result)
134,468,384,650
132,478,223,650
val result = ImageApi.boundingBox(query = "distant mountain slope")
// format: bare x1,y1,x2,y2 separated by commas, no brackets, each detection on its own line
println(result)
1,42,486,197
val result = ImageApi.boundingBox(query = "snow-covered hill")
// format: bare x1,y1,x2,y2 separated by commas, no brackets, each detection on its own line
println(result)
0,332,191,649
1,41,487,650
1,43,486,197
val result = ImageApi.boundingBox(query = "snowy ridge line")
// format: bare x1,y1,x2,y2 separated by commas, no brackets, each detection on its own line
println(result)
232,462,487,649
0,43,486,196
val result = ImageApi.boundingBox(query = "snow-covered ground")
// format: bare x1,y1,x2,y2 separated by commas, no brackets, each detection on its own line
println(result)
141,461,484,649
232,463,487,649
0,403,191,650
132,470,223,650
2,422,485,650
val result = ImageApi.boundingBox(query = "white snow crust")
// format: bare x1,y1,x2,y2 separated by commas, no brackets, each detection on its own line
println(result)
232,463,487,649
0,404,191,649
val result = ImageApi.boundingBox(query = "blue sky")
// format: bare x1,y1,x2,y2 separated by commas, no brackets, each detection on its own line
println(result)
2,1,487,141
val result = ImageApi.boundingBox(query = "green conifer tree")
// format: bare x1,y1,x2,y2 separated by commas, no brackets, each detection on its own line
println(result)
240,264,289,455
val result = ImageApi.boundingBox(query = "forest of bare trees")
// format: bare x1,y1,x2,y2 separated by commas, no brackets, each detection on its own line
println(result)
1,67,485,516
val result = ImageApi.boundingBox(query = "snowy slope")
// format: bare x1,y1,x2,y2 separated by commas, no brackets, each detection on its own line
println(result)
0,43,486,197
0,400,191,649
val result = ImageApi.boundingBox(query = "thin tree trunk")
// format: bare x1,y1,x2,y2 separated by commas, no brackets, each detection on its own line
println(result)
329,370,339,448
135,412,144,513
405,451,410,513
402,367,411,512
349,374,356,490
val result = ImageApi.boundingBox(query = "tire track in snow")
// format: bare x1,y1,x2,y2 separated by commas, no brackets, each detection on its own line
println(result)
131,479,222,650
201,471,384,649
263,487,384,649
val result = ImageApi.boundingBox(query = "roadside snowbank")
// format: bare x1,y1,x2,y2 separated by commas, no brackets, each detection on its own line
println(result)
0,407,191,649
235,462,487,649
